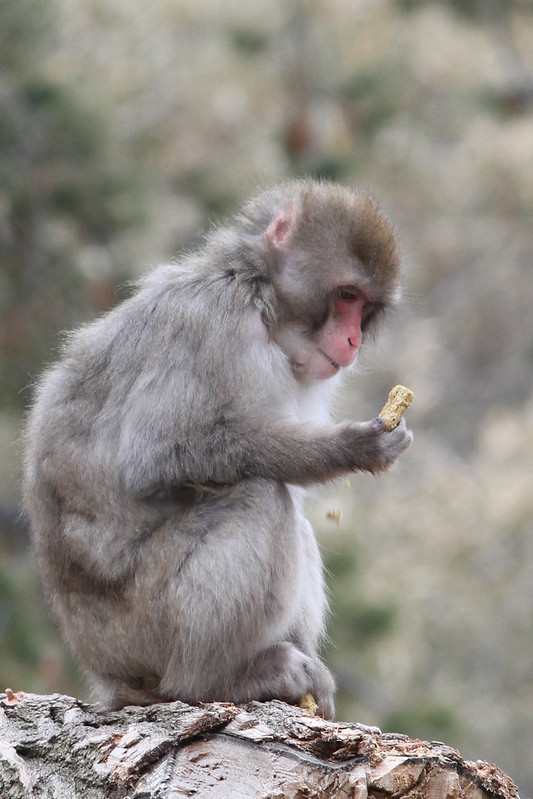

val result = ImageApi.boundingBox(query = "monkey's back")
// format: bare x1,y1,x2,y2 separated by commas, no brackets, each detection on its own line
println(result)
22,259,331,705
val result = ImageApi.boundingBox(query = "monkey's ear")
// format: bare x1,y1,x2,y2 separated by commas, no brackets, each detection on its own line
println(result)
264,202,300,250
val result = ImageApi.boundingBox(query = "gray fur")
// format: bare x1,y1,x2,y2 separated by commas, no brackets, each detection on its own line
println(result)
23,180,412,718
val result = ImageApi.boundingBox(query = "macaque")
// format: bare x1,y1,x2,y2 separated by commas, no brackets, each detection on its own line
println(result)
23,179,412,719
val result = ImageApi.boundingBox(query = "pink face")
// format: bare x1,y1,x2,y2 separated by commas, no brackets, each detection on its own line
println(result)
305,284,378,380
271,283,379,381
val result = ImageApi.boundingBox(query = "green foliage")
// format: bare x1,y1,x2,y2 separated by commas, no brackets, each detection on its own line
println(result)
396,0,525,20
0,0,146,409
303,157,351,183
384,703,458,744
324,540,397,653
342,67,399,138
0,547,85,697
0,0,54,72
227,27,268,55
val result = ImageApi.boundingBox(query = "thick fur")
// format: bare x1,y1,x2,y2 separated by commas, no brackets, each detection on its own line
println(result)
23,180,411,717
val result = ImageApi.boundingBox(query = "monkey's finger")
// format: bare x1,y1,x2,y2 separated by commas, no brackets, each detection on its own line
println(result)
369,417,387,432
387,418,413,452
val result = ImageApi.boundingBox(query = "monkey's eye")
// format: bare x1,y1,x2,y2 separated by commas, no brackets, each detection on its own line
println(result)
361,301,384,326
337,287,360,302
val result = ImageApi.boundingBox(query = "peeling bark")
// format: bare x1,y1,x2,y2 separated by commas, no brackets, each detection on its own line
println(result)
0,691,520,798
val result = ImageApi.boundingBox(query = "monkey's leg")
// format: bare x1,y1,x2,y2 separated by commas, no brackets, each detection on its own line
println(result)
157,480,334,716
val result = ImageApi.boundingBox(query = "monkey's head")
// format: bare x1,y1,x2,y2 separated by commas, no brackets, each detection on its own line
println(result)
248,180,401,381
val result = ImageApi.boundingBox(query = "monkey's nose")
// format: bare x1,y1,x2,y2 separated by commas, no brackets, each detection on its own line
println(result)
347,333,362,352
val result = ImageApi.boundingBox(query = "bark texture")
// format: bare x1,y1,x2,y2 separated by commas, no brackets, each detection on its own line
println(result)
0,690,521,798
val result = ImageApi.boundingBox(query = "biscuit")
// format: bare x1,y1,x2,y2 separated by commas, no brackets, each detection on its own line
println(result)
299,693,318,715
379,385,414,431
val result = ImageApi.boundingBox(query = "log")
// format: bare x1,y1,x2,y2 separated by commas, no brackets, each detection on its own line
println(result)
0,690,520,799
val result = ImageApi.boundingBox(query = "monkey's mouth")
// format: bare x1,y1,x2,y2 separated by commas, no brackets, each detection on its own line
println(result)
318,348,341,371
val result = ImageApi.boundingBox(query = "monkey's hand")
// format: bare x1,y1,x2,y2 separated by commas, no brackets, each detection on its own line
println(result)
341,416,413,475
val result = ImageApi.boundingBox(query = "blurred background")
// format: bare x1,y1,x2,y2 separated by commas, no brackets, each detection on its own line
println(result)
1,0,532,792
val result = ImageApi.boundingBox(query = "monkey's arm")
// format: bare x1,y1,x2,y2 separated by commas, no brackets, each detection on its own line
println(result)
204,416,412,484
119,416,412,497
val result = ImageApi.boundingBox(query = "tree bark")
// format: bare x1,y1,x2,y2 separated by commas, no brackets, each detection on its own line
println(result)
0,690,520,799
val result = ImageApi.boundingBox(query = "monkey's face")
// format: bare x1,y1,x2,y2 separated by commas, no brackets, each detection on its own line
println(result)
262,185,398,381
272,279,383,381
